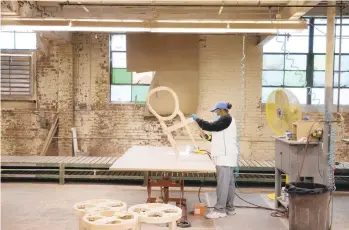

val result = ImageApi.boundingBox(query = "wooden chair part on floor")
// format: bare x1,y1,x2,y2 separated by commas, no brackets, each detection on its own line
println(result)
146,86,198,159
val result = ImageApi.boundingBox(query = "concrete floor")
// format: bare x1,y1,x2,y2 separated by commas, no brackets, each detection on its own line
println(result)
1,182,349,230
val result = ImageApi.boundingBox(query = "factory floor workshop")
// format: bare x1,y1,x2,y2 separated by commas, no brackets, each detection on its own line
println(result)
2,183,349,230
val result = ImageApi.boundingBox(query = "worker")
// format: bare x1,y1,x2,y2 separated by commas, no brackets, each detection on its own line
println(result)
191,101,238,219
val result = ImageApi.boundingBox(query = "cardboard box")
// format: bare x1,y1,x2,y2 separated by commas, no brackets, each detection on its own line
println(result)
194,203,206,216
292,120,323,142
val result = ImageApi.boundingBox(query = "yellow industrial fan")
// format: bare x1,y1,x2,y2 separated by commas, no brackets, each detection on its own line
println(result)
266,89,302,136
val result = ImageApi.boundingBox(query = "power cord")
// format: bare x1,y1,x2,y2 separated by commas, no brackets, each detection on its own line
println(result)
197,174,288,218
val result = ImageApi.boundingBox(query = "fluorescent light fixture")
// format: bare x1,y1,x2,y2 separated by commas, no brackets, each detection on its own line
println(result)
1,25,303,34
1,18,307,34
2,18,144,22
218,6,224,15
1,12,18,16
77,1,89,12
1,25,149,32
150,28,302,34
155,19,307,24
1,53,32,57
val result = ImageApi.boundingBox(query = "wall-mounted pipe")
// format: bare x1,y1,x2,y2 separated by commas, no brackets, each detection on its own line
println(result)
60,3,344,8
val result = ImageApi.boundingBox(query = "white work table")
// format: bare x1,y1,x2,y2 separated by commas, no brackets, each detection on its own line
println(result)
109,146,216,173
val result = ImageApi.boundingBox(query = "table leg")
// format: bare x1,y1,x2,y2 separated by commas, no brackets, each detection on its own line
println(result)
135,222,141,230
179,176,187,221
79,217,85,230
147,173,152,203
275,168,281,209
144,171,149,187
163,186,169,203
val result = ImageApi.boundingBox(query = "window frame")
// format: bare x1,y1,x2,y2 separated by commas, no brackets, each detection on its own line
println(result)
262,17,349,106
109,33,153,104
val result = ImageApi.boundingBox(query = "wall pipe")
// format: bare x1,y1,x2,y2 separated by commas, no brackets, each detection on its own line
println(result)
60,3,344,8
337,5,343,112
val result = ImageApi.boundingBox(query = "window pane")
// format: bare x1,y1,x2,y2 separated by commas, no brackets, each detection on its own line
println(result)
112,68,131,84
335,37,349,53
314,55,326,71
0,32,14,49
313,26,327,36
289,27,310,36
285,55,307,70
261,87,277,103
310,88,324,105
284,88,307,104
111,35,126,51
313,36,326,53
334,72,349,87
313,71,325,87
309,88,349,105
111,85,131,102
132,72,154,84
262,55,284,70
315,19,327,25
132,85,150,102
336,19,349,24
334,55,349,71
263,36,285,53
338,89,349,105
311,89,342,105
333,88,339,105
335,25,349,37
285,36,309,53
112,52,127,68
15,32,36,49
262,71,283,86
284,71,307,87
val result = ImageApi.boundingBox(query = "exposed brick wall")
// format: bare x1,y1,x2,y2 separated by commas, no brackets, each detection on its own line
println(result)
72,33,168,156
1,33,348,162
1,41,73,156
196,35,275,160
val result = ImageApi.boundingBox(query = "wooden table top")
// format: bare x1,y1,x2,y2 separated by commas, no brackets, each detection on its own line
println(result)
109,146,216,173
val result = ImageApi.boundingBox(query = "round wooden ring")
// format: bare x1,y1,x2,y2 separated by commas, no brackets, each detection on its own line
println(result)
146,86,180,121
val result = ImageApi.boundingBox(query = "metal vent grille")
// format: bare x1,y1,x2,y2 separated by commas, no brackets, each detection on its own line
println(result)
1,55,32,96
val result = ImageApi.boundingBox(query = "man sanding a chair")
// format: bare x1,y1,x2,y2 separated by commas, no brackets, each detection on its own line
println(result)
191,101,239,219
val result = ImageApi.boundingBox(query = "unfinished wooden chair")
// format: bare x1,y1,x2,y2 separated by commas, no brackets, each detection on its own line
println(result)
128,203,182,230
146,86,198,159
73,199,127,230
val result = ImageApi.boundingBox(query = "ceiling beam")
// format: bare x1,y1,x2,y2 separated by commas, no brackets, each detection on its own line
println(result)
258,0,321,48
1,1,52,18
280,0,322,20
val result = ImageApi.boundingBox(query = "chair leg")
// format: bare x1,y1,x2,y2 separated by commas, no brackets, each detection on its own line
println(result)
134,222,141,230
169,221,177,230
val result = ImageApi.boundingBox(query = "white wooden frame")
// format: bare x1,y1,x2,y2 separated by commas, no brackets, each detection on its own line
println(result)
146,86,198,159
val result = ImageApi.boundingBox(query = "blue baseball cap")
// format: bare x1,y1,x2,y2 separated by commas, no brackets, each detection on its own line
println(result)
210,101,229,112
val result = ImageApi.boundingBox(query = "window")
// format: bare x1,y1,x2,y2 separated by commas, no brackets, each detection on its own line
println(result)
0,31,36,50
0,31,37,100
110,34,154,103
262,17,349,105
1,53,35,99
